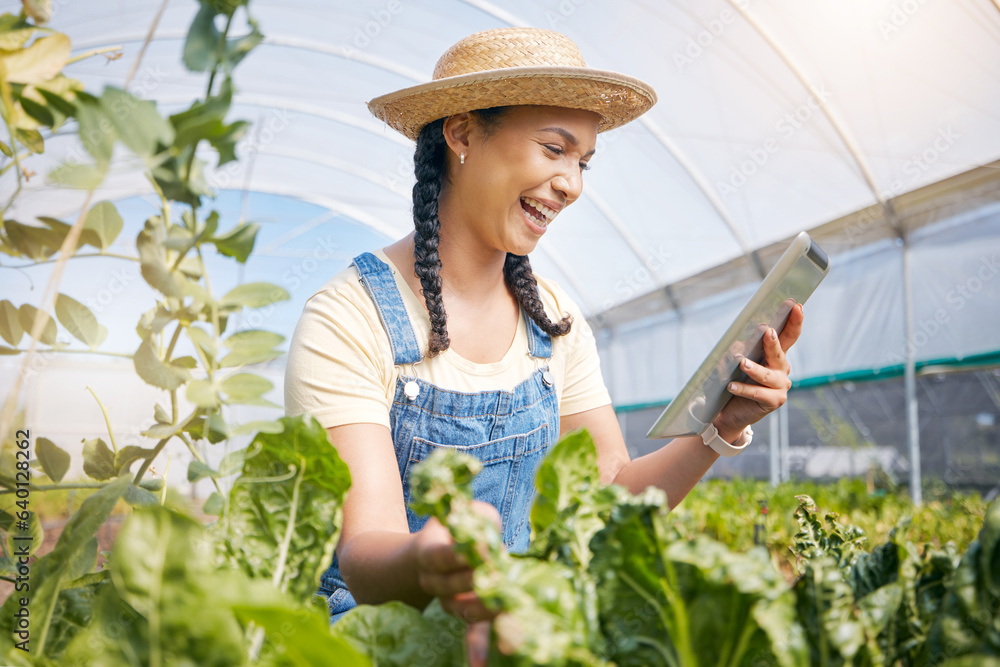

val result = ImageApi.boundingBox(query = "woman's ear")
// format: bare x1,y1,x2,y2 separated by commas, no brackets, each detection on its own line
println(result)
442,113,473,162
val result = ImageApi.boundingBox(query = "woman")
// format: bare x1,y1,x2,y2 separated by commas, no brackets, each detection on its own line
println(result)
286,26,803,634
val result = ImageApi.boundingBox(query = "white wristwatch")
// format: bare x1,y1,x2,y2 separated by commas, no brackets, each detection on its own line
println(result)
698,422,753,457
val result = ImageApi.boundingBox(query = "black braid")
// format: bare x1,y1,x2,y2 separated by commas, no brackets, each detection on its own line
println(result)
504,253,572,337
411,110,573,356
412,118,450,356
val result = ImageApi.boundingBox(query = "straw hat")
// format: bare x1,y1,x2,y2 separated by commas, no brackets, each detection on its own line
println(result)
367,27,657,141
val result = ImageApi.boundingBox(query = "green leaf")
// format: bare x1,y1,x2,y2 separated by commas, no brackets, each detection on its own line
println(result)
74,97,115,166
139,478,165,492
229,419,285,436
1,33,70,84
36,437,70,482
236,598,371,667
331,600,463,667
187,459,218,482
123,483,160,507
0,138,11,158
18,303,58,345
47,160,107,189
220,416,352,603
20,94,54,126
0,299,24,346
81,437,115,481
100,87,174,159
55,293,103,347
211,222,258,263
219,281,289,310
114,445,156,475
187,325,217,362
65,506,248,664
154,403,170,424
0,345,19,355
5,510,43,558
203,491,224,515
82,200,123,250
37,86,77,116
219,371,277,406
186,378,221,409
134,337,191,391
20,476,129,658
4,218,63,259
220,328,284,367
223,20,264,73
14,127,43,153
182,2,220,72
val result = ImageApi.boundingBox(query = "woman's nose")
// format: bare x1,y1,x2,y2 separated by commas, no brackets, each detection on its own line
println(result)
552,171,582,205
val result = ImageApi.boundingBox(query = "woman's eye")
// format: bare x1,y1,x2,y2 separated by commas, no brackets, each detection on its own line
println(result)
544,144,564,155
579,162,591,171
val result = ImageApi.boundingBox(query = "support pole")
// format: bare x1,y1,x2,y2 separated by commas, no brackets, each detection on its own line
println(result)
769,412,780,486
902,237,923,505
779,405,790,483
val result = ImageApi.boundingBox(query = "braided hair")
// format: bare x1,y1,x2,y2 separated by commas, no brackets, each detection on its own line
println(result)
412,108,572,356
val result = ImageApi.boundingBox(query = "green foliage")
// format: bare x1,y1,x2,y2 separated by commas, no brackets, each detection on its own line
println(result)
333,430,999,667
219,416,352,603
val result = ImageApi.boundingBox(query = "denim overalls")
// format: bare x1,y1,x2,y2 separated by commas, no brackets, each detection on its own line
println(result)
318,252,560,622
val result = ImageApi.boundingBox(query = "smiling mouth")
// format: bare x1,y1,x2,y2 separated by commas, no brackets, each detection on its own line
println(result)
520,196,557,228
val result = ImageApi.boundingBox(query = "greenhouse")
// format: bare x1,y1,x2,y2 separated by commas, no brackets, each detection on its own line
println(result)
1,0,999,665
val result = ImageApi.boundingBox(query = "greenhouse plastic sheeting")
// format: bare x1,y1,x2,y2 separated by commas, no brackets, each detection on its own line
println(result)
2,0,1000,425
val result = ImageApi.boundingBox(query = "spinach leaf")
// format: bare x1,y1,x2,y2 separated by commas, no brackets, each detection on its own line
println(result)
220,415,351,604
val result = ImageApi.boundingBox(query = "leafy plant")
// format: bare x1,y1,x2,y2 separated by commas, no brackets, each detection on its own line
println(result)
333,429,1000,667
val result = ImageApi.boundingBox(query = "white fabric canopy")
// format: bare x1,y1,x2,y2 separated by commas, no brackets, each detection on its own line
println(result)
3,0,1000,417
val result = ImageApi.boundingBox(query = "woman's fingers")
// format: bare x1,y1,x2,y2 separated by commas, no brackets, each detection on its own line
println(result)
777,303,804,353
466,620,491,667
443,591,496,624
738,354,791,391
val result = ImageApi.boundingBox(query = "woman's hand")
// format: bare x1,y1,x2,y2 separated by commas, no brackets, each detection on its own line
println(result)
715,303,804,435
413,500,501,667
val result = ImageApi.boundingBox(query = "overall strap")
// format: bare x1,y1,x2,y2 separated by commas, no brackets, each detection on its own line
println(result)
523,312,553,359
353,252,423,365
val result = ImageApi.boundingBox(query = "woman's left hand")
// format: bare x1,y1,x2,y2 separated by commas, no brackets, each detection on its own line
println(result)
715,303,804,436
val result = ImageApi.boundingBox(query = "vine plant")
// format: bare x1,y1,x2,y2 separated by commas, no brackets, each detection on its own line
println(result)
0,0,280,507
0,2,368,664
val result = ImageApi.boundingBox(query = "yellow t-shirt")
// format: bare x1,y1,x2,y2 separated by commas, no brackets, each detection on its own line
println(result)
284,249,611,430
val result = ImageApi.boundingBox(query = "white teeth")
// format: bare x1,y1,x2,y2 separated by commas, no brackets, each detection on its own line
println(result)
521,197,557,227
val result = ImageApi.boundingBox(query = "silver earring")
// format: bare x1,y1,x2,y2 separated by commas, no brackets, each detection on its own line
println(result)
460,153,466,165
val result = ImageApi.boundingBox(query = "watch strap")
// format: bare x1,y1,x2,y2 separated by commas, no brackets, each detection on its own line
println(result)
699,422,753,457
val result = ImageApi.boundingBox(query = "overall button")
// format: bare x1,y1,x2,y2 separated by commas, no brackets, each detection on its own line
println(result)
403,380,420,400
541,370,554,387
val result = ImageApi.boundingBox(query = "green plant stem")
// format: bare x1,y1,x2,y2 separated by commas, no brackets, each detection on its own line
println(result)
1,110,23,212
0,150,30,176
164,322,183,361
249,457,304,661
177,432,222,495
67,45,124,65
133,437,170,486
0,482,108,495
6,347,134,360
86,385,119,453
4,252,140,267
184,11,234,192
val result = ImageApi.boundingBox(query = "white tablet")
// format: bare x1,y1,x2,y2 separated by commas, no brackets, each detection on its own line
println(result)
646,232,830,439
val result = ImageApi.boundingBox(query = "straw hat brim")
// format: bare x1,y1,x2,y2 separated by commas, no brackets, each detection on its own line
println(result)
368,65,657,141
